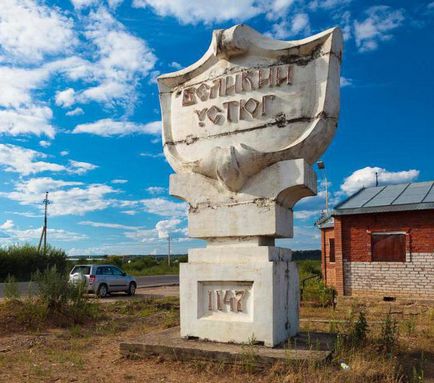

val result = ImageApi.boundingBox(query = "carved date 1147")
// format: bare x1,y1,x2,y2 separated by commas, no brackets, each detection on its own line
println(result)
208,289,246,313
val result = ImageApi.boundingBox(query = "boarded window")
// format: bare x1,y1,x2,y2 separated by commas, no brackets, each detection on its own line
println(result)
371,233,406,262
329,238,335,262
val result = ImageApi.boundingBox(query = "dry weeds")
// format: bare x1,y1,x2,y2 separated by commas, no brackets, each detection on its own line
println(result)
0,294,432,383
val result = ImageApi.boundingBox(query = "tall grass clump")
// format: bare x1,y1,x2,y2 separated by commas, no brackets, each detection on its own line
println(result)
32,266,98,325
4,274,20,300
0,244,67,282
349,310,369,347
380,309,399,355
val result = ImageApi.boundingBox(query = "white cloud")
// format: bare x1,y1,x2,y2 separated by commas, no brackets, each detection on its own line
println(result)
2,226,87,242
0,219,86,242
341,166,419,195
111,179,128,184
71,0,123,9
0,144,65,175
340,76,352,87
139,152,164,158
156,219,181,239
0,220,15,230
60,7,157,108
309,0,351,11
354,6,405,52
267,0,294,17
0,66,50,108
270,13,310,39
60,150,70,156
79,220,139,230
169,61,182,70
140,198,187,217
0,106,55,138
291,13,310,34
0,144,97,176
293,210,320,220
146,186,166,195
0,0,75,63
70,0,99,8
121,197,187,218
73,119,161,136
132,0,262,24
68,160,98,175
39,140,51,148
66,107,84,117
121,210,137,215
55,88,76,107
3,177,118,216
0,5,156,127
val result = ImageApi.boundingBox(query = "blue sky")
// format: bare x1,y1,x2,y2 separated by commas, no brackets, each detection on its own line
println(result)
0,0,433,255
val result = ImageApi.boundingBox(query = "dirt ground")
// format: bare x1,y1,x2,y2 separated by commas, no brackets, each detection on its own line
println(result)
0,287,433,383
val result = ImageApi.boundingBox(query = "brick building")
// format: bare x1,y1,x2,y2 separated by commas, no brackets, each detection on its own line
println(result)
318,181,434,299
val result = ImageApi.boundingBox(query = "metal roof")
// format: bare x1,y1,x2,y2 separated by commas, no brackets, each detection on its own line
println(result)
334,181,434,216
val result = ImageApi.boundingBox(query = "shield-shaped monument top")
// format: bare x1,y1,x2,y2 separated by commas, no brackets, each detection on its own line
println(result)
158,25,342,192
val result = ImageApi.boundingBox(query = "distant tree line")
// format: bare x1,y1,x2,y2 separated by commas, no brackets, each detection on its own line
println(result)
292,249,321,261
0,245,67,282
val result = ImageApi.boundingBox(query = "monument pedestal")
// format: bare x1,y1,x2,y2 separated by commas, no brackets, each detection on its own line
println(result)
171,159,316,347
180,246,299,347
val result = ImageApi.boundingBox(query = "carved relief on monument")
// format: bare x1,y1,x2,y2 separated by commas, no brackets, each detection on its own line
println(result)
158,25,342,192
198,281,253,321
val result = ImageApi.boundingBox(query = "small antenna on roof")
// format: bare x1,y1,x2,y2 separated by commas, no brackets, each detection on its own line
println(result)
375,172,379,187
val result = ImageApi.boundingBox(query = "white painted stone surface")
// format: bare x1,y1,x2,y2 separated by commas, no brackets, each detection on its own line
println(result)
157,25,342,347
180,247,299,347
159,24,342,193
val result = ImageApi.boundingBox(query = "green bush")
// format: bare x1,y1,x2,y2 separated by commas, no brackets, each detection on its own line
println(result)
380,310,399,354
4,274,20,300
105,255,123,268
297,260,322,278
32,266,99,325
302,278,335,307
350,310,369,347
0,244,67,282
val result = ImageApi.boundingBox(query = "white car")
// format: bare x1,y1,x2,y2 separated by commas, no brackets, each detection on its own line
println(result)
69,264,137,298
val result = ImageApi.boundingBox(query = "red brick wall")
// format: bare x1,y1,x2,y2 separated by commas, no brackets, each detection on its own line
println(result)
321,209,434,296
340,210,434,262
321,227,336,288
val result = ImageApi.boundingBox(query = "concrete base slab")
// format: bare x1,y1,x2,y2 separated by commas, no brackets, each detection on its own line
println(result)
120,327,334,366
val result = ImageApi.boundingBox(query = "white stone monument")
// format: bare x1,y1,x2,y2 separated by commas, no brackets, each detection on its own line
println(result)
157,25,342,347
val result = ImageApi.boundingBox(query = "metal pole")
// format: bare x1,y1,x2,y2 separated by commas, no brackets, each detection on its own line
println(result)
316,161,328,215
43,192,48,255
167,235,171,267
324,169,329,215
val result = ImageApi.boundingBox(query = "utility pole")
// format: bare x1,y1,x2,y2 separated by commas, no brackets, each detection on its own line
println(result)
167,234,171,267
316,161,328,215
38,192,50,255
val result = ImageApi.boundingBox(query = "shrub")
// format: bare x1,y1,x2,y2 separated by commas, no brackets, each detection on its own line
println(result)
302,278,335,307
350,310,369,347
380,310,399,354
297,260,322,280
0,244,66,282
106,256,123,268
32,266,99,325
4,274,20,300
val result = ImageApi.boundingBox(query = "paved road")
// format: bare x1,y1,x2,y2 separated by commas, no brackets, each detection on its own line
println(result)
0,274,179,299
